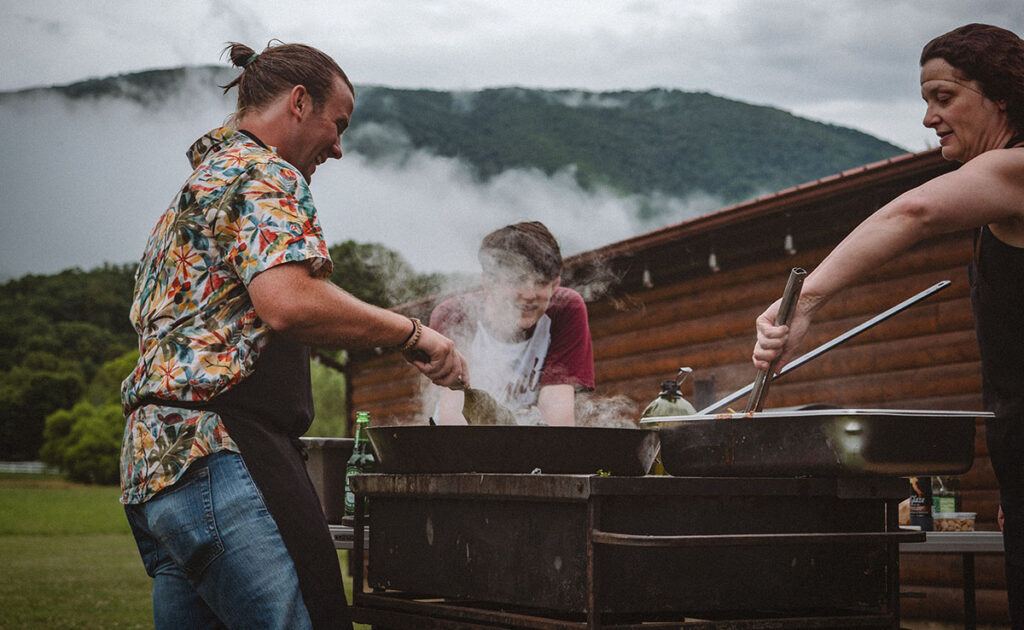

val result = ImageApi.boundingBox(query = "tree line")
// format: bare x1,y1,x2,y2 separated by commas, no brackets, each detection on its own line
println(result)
0,242,453,483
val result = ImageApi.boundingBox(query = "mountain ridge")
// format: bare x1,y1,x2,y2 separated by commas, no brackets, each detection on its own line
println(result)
2,65,905,205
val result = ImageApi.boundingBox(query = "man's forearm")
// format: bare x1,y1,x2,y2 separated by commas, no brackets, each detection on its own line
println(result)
248,261,415,349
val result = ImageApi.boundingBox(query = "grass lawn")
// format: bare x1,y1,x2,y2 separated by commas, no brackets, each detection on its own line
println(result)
0,473,367,629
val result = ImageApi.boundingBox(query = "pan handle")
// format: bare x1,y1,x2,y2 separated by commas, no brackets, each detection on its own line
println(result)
745,268,806,412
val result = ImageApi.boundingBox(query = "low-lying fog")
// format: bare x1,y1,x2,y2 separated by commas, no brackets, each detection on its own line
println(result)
0,75,723,281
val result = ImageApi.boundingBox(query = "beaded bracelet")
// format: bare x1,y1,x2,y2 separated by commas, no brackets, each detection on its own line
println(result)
399,317,423,351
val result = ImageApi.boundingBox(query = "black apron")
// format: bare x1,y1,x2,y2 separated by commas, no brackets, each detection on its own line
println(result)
207,335,352,630
136,335,352,629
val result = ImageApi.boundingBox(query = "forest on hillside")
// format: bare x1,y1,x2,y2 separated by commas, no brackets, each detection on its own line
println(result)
348,86,904,204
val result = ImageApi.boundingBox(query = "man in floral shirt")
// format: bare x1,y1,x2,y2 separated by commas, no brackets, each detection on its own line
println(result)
121,42,466,630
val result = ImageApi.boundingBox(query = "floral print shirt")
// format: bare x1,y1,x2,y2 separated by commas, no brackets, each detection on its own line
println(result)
119,127,333,504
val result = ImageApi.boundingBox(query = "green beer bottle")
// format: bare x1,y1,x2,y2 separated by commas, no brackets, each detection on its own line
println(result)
344,411,376,516
932,476,961,513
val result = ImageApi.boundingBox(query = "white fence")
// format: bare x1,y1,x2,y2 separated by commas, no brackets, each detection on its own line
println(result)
0,461,58,474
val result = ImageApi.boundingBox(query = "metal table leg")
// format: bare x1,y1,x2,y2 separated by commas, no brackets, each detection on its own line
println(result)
586,495,603,630
963,552,976,630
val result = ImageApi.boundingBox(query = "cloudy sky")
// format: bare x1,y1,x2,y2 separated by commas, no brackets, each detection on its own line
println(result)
1,1,1022,280
4,0,1021,150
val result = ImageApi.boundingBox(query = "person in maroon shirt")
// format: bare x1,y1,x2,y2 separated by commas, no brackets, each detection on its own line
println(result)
431,222,594,426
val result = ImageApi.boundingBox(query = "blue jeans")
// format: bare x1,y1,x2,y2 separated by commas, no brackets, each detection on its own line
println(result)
125,451,313,630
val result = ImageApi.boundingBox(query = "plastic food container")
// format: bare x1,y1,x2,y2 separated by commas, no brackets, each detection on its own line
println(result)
933,512,976,532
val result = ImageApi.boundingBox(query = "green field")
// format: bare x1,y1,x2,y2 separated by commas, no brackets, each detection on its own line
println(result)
0,473,366,629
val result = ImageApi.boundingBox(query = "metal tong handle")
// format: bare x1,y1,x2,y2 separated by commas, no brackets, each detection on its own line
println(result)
745,268,807,412
689,279,952,416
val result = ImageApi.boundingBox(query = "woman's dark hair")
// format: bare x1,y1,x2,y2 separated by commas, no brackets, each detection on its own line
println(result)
220,41,354,120
479,222,563,282
921,23,1024,134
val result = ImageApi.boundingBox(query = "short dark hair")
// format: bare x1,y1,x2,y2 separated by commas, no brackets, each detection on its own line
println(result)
921,23,1024,135
478,222,563,282
220,41,354,120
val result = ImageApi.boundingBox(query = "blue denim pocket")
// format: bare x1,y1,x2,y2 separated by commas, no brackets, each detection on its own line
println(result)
146,465,225,580
125,504,164,578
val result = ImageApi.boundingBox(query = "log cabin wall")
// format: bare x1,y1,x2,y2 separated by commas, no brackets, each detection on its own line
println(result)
344,148,1010,625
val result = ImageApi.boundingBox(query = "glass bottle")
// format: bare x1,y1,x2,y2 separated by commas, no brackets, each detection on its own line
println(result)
908,476,933,531
932,476,960,513
344,411,376,517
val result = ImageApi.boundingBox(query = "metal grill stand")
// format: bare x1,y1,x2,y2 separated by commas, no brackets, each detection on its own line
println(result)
349,474,921,630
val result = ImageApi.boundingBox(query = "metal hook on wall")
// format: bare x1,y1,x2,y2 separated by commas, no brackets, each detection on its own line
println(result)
642,263,654,289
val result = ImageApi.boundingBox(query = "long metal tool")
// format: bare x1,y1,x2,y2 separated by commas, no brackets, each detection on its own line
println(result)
745,268,806,412
691,279,952,416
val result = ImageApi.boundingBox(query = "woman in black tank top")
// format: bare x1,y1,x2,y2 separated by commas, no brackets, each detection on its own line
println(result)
751,24,1024,628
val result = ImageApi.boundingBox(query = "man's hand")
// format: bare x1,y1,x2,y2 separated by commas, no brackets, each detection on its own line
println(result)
403,325,468,389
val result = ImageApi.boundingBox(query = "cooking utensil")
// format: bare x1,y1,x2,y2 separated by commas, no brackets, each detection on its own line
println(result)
684,279,952,416
366,425,659,476
746,268,806,412
413,348,517,425
651,408,985,477
457,385,517,425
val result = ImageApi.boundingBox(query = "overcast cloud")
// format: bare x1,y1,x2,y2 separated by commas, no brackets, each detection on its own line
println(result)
1,1,1022,279
3,1,1021,150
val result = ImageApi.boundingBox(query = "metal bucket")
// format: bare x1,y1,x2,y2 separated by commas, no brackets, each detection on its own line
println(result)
300,437,354,523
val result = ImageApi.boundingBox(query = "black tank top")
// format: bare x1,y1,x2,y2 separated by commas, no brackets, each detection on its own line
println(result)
970,225,1024,418
968,139,1024,419
968,141,1024,571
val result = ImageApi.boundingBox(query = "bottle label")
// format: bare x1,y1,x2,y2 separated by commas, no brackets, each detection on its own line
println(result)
345,413,373,516
908,477,933,530
344,464,359,515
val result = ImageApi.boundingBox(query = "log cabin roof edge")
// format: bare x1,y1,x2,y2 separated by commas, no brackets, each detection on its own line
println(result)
563,147,947,267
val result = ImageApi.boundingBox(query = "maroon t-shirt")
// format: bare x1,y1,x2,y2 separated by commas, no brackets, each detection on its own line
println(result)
430,286,595,392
